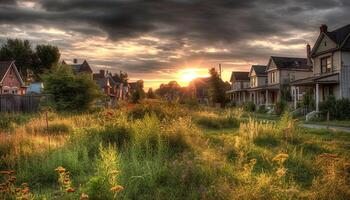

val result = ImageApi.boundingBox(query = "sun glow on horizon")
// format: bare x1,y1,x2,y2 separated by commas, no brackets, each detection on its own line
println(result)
176,68,208,86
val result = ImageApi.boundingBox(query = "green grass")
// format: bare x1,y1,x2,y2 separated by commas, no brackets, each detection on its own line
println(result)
1,105,350,199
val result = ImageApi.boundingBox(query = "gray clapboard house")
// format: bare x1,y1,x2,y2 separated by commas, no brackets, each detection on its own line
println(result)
292,24,350,112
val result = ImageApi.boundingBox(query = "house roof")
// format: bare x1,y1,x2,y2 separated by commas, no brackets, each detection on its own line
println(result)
63,60,93,74
250,65,267,76
230,71,249,82
325,24,350,47
270,56,311,70
0,61,25,86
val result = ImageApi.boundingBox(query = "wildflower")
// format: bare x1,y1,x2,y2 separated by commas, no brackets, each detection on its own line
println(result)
276,167,287,177
272,153,289,163
319,153,338,159
55,166,66,173
110,170,120,175
22,187,30,194
8,176,16,182
15,187,21,193
21,183,28,187
250,158,257,165
80,193,89,200
66,188,75,193
0,170,15,175
110,185,124,192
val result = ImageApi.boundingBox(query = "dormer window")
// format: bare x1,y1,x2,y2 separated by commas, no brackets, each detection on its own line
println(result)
321,56,332,74
324,41,327,46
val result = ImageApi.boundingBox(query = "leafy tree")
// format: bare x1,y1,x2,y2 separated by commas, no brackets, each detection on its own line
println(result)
155,81,182,101
112,71,128,84
130,80,145,103
43,64,101,111
33,44,60,80
208,68,227,106
0,39,34,80
146,88,156,99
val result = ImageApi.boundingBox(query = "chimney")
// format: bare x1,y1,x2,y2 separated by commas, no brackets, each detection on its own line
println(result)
73,58,78,64
320,24,328,33
100,69,105,76
306,44,312,66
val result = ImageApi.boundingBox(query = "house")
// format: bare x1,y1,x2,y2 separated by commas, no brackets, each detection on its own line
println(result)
62,59,93,74
27,82,44,94
247,65,268,107
291,24,350,112
265,56,312,107
189,77,210,104
0,61,27,95
93,70,124,100
226,71,250,105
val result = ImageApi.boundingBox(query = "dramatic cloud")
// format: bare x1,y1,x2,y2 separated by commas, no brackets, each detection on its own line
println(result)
0,0,349,87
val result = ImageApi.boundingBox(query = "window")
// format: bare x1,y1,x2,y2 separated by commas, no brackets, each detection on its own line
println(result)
321,56,332,74
270,71,277,84
251,77,257,87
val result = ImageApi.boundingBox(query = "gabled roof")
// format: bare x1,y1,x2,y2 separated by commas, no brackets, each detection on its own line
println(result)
63,60,93,74
249,65,267,77
230,71,249,82
0,61,25,86
325,24,350,46
311,24,350,56
269,56,311,70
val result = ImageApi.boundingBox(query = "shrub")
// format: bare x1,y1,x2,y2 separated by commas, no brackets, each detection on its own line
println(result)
319,96,350,120
43,65,101,112
194,114,239,129
257,105,267,113
243,101,255,112
274,99,287,115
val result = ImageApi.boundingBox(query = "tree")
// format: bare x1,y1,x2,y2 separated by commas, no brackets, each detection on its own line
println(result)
0,39,34,80
33,44,60,80
155,81,182,101
208,68,227,106
131,80,145,103
112,71,128,84
43,64,101,111
146,88,156,99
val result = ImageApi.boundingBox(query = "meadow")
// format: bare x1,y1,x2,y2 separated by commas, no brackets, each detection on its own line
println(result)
0,100,350,200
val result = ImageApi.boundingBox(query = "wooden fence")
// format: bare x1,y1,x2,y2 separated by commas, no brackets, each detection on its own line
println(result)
0,94,44,113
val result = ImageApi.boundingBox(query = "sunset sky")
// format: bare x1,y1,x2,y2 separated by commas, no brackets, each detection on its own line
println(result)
1,0,350,89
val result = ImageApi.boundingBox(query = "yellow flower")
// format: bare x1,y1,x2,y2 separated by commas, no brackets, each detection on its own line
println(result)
55,166,66,173
276,167,287,177
110,185,124,192
272,153,289,163
80,192,89,200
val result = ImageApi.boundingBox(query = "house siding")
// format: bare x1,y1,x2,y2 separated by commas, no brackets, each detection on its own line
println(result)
280,70,313,84
315,35,337,54
341,52,350,99
1,67,22,94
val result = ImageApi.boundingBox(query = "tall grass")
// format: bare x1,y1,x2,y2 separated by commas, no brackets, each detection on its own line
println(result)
0,105,349,199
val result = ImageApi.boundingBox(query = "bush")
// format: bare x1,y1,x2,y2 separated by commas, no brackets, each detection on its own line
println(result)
194,114,239,129
243,101,255,112
43,65,101,112
127,103,166,120
257,105,267,113
274,99,287,115
319,96,350,120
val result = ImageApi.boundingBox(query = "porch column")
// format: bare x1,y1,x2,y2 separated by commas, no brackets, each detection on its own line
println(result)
316,83,319,112
265,90,268,107
293,87,297,109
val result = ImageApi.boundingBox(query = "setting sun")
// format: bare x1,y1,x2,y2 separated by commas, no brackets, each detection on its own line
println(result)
176,68,208,85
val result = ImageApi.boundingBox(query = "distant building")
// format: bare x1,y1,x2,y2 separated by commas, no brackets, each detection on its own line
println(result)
226,71,250,106
27,82,44,94
62,59,93,74
0,61,27,95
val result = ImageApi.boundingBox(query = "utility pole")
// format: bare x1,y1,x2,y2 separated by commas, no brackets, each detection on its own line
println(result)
219,63,222,79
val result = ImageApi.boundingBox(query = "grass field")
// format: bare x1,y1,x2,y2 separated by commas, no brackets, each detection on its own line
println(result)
1,100,350,199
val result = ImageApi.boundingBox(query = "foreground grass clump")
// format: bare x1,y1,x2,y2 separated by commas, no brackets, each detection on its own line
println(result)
1,106,350,199
193,109,241,129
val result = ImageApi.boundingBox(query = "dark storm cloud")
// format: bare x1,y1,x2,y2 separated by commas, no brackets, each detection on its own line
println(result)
0,0,349,81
